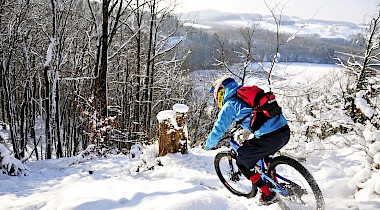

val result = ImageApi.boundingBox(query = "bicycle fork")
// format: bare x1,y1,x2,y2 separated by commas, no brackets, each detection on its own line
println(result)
227,152,241,182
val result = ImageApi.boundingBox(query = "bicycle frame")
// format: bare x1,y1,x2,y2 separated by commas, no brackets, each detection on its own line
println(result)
228,137,290,196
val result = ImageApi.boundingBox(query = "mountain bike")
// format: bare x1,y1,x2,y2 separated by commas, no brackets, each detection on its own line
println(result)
214,127,325,210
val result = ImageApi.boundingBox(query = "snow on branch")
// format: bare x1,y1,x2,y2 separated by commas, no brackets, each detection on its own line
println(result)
0,144,28,176
355,90,375,118
44,38,55,67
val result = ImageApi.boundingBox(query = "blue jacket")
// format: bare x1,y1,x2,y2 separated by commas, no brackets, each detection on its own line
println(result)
205,81,288,150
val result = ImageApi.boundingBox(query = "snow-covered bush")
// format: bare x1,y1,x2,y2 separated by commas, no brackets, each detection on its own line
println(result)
131,143,162,173
364,125,380,169
80,102,118,150
280,76,356,159
0,144,28,176
338,13,380,199
348,165,380,200
71,144,120,165
72,144,97,164
130,143,143,159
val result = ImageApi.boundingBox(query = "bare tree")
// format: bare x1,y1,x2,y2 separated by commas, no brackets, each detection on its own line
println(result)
0,1,32,159
0,0,191,159
264,0,287,89
212,31,243,78
264,0,316,89
335,10,380,125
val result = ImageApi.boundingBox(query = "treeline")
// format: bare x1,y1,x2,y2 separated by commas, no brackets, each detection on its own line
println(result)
183,25,364,70
0,0,191,160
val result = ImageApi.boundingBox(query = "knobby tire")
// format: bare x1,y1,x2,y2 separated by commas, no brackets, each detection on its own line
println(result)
268,156,325,210
214,151,257,198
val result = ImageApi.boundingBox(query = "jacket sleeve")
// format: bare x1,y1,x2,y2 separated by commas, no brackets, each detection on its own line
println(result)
205,101,236,150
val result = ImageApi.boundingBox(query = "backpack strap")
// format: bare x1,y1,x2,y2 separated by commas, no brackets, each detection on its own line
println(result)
231,94,252,126
233,93,269,132
235,111,252,126
254,90,266,110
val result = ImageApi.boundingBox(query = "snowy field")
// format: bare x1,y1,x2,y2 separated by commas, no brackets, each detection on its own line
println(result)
184,16,362,39
1,63,380,210
221,19,361,39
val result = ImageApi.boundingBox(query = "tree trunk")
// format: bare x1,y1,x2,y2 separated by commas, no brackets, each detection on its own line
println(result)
145,0,156,138
55,81,63,158
32,75,39,160
134,0,142,139
44,65,52,159
95,0,110,117
20,83,29,159
0,73,5,123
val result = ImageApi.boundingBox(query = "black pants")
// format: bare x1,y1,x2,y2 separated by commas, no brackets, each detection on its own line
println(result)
236,124,290,178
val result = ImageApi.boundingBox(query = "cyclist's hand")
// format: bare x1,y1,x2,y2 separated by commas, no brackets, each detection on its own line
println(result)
231,143,239,152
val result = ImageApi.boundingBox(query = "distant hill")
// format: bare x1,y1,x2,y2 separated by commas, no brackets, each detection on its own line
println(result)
175,10,364,69
178,10,363,40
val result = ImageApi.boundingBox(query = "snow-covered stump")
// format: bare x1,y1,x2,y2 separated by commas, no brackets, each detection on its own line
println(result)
157,104,189,157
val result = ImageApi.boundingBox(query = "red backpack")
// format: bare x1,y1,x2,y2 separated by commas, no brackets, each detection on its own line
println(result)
236,85,282,131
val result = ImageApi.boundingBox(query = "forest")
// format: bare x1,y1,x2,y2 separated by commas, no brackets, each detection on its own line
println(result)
0,0,379,169
0,0,192,160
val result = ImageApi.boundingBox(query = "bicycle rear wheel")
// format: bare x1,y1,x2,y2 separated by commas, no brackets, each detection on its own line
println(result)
214,151,257,198
268,156,325,210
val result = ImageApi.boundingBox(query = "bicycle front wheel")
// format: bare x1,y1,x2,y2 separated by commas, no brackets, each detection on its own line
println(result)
214,151,257,198
268,156,325,210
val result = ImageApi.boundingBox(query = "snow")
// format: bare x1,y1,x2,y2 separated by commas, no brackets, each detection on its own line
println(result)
374,153,380,164
156,104,189,133
73,144,97,164
44,38,55,67
375,131,380,141
157,110,177,123
369,141,380,155
1,142,380,210
183,22,212,29
355,90,375,118
173,104,189,113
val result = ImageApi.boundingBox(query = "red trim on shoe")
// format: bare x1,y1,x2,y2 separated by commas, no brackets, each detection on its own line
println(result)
249,173,261,183
260,185,271,196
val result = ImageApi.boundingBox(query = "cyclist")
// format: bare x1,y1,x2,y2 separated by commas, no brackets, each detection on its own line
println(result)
205,76,290,206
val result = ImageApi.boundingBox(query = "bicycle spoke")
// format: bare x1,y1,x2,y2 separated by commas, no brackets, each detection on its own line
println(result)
267,156,325,210
214,151,257,198
218,156,252,194
273,163,320,209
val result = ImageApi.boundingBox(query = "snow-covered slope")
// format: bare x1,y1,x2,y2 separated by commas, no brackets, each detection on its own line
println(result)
0,143,379,210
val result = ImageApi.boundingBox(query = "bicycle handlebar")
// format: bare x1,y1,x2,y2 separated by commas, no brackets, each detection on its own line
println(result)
219,126,240,142
218,125,243,152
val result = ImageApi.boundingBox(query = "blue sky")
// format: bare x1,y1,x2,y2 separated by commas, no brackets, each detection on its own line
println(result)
175,0,379,24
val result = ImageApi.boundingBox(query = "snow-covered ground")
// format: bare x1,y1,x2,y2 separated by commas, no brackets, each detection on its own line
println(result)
1,63,380,210
0,143,379,210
